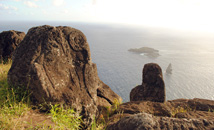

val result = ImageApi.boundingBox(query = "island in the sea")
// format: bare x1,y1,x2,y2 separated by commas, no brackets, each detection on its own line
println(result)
128,47,160,58
1,26,214,130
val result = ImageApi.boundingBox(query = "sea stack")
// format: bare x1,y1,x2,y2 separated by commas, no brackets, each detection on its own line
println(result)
130,63,165,102
7,25,122,128
166,63,172,74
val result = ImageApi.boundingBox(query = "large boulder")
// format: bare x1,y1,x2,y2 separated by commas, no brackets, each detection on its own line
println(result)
7,25,122,128
130,63,165,102
0,30,25,62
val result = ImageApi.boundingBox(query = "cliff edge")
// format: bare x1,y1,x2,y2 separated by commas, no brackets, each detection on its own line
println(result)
106,63,214,130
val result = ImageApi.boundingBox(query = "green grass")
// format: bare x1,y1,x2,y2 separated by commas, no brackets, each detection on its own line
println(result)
0,62,83,129
49,104,82,130
171,106,191,118
0,60,11,85
106,98,122,118
94,98,123,130
0,61,123,130
0,61,31,129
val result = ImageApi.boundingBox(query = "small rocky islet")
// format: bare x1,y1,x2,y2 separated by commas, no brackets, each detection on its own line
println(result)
1,25,214,129
128,47,160,58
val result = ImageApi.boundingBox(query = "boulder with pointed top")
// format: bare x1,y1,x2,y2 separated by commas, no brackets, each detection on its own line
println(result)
7,25,122,128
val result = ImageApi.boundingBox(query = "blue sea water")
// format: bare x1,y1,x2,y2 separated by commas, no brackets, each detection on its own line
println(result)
1,21,214,102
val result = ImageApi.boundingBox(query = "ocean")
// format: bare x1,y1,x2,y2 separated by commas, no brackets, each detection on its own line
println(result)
1,21,214,102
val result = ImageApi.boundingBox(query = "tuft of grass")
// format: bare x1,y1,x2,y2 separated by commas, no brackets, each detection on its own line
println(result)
112,99,121,112
0,102,30,129
171,106,191,117
208,108,214,112
94,99,123,130
91,115,97,130
0,60,12,85
106,98,122,118
0,61,31,129
49,104,82,130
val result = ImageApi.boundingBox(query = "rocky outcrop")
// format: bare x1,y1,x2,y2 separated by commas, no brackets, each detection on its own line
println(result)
107,112,214,130
0,30,25,62
112,98,214,118
106,98,214,130
130,63,165,102
104,63,214,130
7,25,121,128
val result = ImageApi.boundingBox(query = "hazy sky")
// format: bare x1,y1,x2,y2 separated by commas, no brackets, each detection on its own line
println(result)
1,0,214,32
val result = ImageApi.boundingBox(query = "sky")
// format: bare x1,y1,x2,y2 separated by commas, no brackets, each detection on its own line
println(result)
1,0,214,32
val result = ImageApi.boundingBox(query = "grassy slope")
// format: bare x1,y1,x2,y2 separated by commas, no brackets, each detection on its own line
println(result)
0,62,121,130
0,62,83,129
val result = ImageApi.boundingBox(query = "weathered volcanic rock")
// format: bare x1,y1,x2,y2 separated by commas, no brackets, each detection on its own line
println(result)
106,112,214,130
7,25,122,128
0,30,25,61
113,98,214,118
106,98,214,130
130,63,165,102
